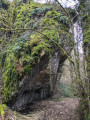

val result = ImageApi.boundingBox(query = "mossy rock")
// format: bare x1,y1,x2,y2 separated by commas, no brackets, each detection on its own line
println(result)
0,1,72,104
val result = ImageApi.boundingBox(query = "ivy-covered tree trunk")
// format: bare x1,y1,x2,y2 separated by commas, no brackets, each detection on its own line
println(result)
77,0,90,119
83,13,90,120
55,0,90,119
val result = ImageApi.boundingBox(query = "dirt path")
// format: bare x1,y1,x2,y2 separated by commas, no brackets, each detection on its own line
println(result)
16,98,79,120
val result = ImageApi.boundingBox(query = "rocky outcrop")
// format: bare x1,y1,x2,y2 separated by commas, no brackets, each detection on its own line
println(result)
0,1,72,110
11,51,65,110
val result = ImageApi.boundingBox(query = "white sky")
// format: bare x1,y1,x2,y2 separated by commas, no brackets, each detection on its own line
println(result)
34,0,79,8
8,0,79,8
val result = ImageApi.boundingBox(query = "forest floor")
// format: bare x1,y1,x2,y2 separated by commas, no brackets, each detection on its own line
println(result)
14,97,79,120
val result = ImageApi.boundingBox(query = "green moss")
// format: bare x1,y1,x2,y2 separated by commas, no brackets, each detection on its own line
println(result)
3,59,18,103
21,55,34,66
83,30,90,45
0,1,72,104
82,14,88,20
45,10,60,18
30,38,40,47
83,11,90,120
23,65,32,75
84,17,90,30
1,35,50,103
83,17,90,47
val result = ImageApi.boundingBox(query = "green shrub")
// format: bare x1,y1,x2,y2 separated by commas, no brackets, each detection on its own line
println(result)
0,104,6,116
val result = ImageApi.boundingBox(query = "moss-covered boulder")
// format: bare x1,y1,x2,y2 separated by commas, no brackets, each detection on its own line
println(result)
0,1,72,110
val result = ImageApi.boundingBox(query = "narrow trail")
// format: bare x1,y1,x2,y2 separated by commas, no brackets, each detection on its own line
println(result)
16,98,79,120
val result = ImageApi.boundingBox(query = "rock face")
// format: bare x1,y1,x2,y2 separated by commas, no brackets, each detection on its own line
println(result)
12,51,65,110
14,52,65,110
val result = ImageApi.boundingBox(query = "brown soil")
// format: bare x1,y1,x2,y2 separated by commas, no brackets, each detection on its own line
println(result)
16,98,79,120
